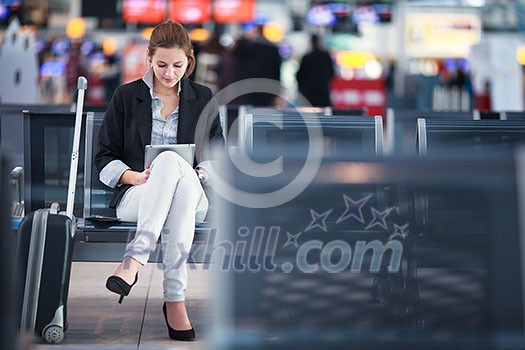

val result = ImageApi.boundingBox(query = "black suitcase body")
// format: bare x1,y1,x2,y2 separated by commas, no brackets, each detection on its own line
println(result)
16,205,74,343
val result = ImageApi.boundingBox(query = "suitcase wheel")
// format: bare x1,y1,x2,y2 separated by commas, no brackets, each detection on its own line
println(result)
42,325,64,344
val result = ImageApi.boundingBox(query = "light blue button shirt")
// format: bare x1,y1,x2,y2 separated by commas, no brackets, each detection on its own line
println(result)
99,69,181,188
149,71,180,145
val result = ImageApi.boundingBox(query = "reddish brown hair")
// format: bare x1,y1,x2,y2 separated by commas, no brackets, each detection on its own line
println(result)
148,20,195,77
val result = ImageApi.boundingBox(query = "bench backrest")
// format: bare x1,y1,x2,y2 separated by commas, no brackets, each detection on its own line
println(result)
416,118,525,156
386,108,474,155
1,104,108,168
248,114,383,158
22,110,88,216
83,112,115,218
503,111,525,121
2,104,73,168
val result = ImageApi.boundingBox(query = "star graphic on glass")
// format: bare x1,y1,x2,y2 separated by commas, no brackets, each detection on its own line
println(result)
283,231,302,248
336,194,372,224
389,223,410,240
365,207,393,230
305,209,333,232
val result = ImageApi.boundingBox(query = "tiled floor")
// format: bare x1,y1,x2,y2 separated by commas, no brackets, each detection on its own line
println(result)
28,262,212,350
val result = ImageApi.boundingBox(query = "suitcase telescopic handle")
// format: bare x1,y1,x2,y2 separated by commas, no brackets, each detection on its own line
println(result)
66,76,88,220
77,76,88,90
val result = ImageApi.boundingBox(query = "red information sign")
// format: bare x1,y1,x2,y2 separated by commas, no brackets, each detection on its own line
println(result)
123,0,165,23
330,77,386,117
170,0,212,24
213,0,255,23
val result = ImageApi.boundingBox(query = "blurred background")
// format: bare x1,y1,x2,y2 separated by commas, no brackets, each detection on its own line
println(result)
1,0,524,115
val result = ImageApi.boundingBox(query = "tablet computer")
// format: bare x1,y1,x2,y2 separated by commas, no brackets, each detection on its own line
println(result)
144,144,195,168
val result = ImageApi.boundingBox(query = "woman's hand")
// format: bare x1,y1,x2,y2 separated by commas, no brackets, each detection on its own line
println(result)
120,169,150,186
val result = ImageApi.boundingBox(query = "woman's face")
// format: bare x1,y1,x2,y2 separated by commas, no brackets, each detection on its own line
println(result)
150,47,188,90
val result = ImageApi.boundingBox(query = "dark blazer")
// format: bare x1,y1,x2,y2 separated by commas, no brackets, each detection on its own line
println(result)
94,77,224,209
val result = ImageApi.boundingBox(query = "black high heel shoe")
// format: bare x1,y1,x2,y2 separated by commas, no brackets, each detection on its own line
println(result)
162,302,195,341
105,273,138,304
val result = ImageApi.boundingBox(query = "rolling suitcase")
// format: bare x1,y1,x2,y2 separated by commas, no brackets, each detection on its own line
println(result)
15,76,87,344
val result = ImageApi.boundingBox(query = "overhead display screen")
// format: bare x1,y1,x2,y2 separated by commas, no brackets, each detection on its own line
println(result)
170,0,211,24
122,0,165,24
123,0,255,24
213,0,255,23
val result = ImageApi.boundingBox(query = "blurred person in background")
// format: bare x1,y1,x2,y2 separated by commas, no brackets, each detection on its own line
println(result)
232,23,282,106
448,59,473,105
65,40,87,103
100,53,121,104
188,40,200,81
296,33,334,107
213,34,236,92
38,46,60,103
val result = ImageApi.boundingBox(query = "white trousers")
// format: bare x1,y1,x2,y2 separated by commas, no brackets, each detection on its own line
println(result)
116,151,208,302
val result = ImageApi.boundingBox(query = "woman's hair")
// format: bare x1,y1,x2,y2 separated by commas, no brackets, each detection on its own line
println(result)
148,20,195,77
